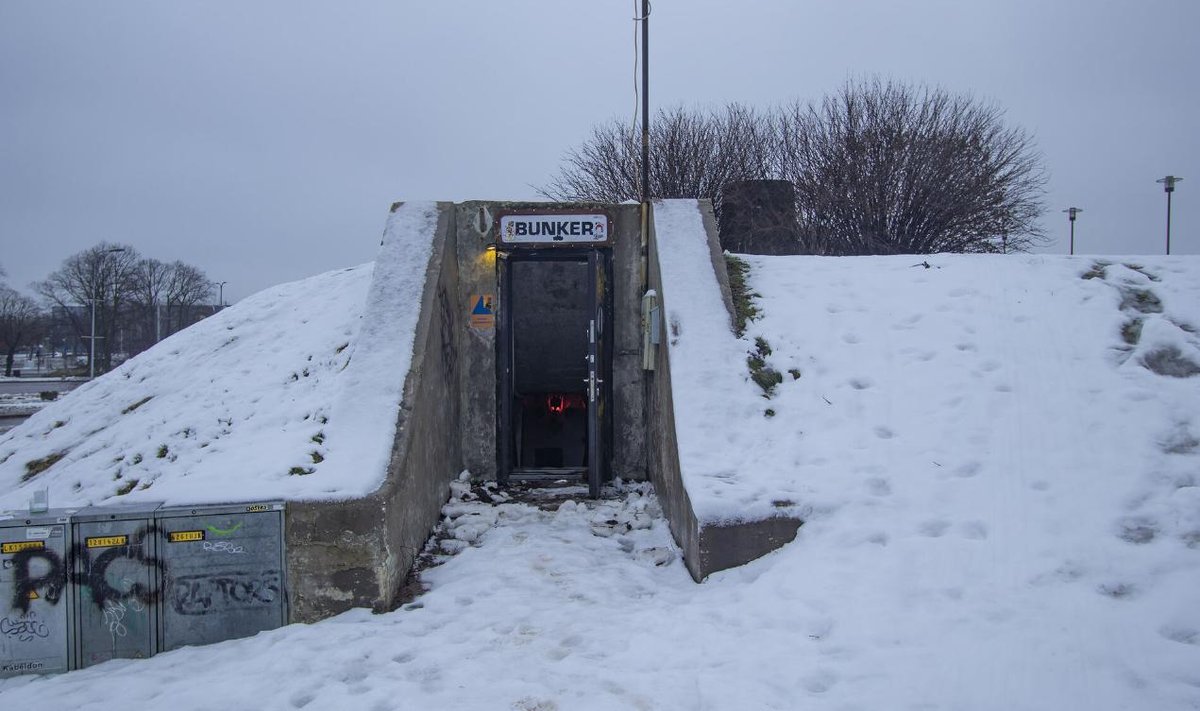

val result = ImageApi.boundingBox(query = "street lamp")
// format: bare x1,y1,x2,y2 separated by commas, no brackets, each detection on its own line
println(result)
219,281,227,309
89,247,126,379
1157,175,1183,255
1062,207,1082,255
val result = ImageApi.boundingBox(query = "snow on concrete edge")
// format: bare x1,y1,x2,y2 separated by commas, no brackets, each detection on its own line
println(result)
319,201,440,498
653,199,778,524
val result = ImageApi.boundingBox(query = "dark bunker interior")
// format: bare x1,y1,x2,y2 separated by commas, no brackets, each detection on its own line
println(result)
507,258,591,471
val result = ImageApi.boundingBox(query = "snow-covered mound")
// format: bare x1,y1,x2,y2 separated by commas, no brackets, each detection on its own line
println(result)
0,202,438,508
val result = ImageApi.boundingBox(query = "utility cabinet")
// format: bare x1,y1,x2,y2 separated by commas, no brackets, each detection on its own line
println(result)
1,500,287,676
70,503,163,669
156,502,287,651
0,510,74,678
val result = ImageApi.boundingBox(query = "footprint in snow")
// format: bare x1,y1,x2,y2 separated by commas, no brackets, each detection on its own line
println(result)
865,478,892,496
960,521,989,540
918,520,950,537
954,461,982,478
802,669,839,694
1159,625,1199,646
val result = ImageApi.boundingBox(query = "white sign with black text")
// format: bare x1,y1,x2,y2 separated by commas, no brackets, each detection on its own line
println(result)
499,214,609,245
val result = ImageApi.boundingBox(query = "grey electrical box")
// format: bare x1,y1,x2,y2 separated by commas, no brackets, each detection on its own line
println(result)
71,502,163,669
0,510,75,678
156,502,286,651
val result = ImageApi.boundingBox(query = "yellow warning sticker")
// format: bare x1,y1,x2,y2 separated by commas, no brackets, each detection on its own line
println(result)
27,590,39,600
168,530,205,543
469,294,496,330
246,504,269,513
2,541,45,554
85,535,128,549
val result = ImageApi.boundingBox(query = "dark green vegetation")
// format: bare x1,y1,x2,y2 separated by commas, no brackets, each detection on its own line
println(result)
726,255,761,337
23,451,65,482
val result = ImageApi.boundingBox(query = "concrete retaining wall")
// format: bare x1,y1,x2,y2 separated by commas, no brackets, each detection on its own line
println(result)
286,202,463,622
647,200,802,581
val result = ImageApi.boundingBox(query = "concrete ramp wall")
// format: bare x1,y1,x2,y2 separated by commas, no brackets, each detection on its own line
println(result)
647,199,802,581
286,202,463,621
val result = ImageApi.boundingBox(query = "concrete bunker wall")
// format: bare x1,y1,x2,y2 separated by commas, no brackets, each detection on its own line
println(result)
286,202,463,622
646,200,802,581
455,202,648,482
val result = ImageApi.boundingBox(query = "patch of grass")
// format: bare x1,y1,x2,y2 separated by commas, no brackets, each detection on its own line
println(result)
751,365,784,397
748,355,783,399
131,453,143,465
788,368,802,380
754,337,772,358
1121,319,1144,346
764,408,776,418
1120,288,1163,314
311,432,325,445
39,391,59,402
1081,262,1108,280
52,421,67,429
289,466,315,476
115,479,138,496
156,444,169,459
310,451,324,464
121,396,153,414
725,255,761,337
23,452,66,482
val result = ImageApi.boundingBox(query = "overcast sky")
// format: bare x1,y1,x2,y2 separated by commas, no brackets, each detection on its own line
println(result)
2,1,1197,302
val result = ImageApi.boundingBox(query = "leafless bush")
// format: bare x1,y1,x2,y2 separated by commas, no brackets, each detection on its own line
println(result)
543,78,1047,255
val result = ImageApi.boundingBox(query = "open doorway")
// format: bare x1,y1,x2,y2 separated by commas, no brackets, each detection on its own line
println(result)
497,250,611,496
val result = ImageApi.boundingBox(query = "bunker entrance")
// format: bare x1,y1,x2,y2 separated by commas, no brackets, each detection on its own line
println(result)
498,250,611,496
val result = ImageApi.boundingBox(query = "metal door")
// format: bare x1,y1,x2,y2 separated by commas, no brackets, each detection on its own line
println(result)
71,504,162,668
586,250,608,497
1,511,73,677
156,502,287,651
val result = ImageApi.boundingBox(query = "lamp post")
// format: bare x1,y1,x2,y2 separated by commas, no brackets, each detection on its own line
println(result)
89,247,127,379
1062,207,1082,255
1157,175,1182,255
219,281,227,309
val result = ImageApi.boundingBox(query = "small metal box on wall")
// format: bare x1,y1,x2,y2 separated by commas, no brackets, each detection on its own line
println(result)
70,502,163,669
155,501,286,651
0,510,75,677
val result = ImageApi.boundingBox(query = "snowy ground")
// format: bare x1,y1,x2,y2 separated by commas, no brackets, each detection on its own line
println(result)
2,473,1197,710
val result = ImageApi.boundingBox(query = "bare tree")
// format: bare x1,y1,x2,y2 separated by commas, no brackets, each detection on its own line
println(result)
120,259,214,355
540,103,775,217
163,261,213,335
0,286,44,376
34,243,140,373
544,79,1046,255
776,79,1046,254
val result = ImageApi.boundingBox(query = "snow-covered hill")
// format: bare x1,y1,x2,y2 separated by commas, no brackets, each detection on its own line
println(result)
0,202,438,508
